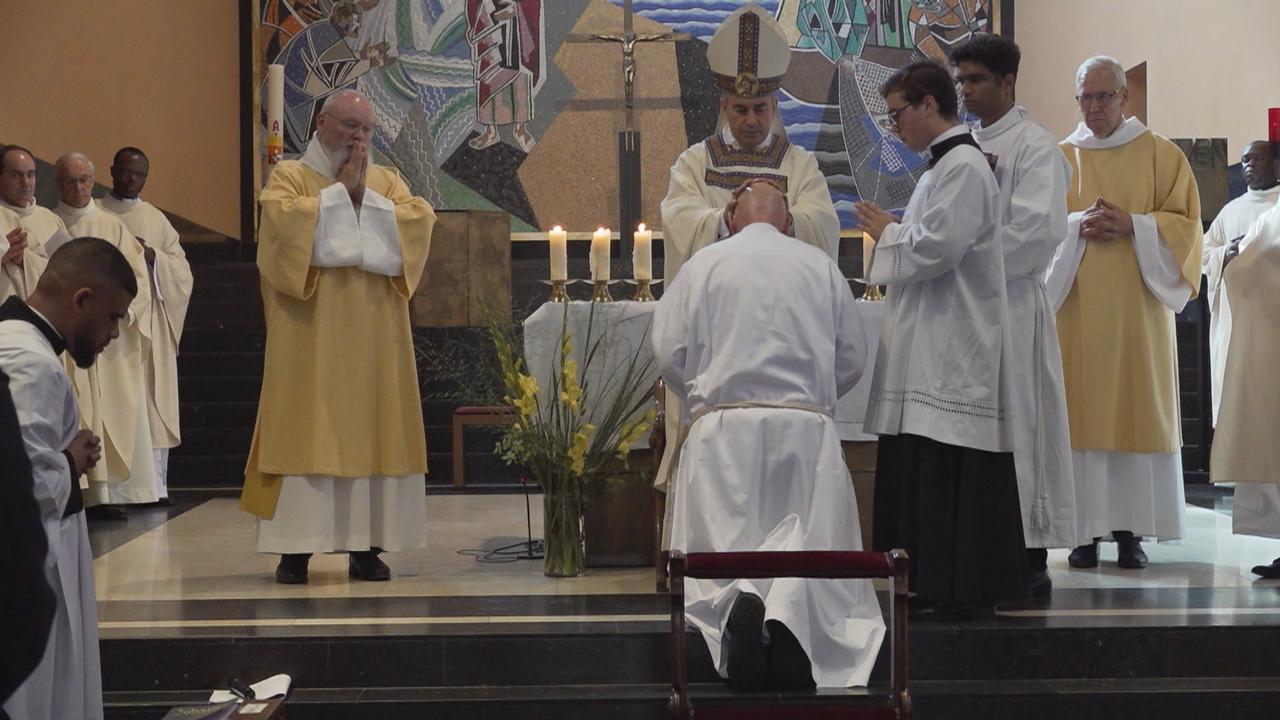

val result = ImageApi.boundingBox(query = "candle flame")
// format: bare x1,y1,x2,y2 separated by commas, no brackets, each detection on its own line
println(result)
637,223,646,232
552,225,563,232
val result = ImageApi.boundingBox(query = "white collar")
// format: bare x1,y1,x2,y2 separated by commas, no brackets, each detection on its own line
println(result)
301,137,343,179
928,123,970,151
1065,116,1147,149
1245,184,1280,200
721,124,775,151
101,193,141,211
972,105,1027,142
55,200,98,219
2,198,35,217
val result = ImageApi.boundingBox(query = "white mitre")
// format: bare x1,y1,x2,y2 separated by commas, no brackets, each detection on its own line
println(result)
706,4,791,98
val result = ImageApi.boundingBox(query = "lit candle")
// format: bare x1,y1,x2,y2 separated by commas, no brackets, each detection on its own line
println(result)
548,225,567,281
862,232,875,280
591,227,611,281
266,64,284,165
633,223,652,280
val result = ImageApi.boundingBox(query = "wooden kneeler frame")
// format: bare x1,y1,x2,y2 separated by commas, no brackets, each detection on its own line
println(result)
667,549,911,719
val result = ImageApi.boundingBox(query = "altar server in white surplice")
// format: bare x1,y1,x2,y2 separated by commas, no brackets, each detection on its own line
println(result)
657,3,840,499
855,60,1026,620
0,145,70,302
952,34,1078,594
53,153,157,515
99,147,194,505
1,238,140,720
1211,199,1280,578
1202,140,1280,424
654,184,884,692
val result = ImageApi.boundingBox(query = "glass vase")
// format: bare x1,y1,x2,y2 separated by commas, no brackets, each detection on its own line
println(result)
542,487,585,577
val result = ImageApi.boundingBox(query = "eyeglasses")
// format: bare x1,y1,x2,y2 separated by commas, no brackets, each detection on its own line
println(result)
1075,90,1120,108
56,175,94,187
878,102,916,130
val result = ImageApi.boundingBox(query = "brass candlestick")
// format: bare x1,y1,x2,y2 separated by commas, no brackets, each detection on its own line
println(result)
592,279,613,302
860,282,884,301
548,279,569,303
634,278,654,302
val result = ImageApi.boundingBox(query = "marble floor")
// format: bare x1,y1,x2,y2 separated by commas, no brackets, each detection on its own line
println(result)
89,491,1280,633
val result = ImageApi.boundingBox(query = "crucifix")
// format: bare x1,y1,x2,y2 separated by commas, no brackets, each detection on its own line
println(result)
568,1,686,257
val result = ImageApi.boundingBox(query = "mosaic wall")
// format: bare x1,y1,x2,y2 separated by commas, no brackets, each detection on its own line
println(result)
259,0,999,232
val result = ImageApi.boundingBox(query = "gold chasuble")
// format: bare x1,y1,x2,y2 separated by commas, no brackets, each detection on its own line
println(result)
240,161,434,519
1056,128,1202,454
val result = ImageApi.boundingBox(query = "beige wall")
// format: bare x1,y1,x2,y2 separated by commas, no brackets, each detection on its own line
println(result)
1016,0,1280,160
0,1,241,238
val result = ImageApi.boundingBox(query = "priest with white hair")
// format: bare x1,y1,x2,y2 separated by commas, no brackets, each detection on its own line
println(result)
240,89,436,584
53,152,158,517
1046,56,1202,570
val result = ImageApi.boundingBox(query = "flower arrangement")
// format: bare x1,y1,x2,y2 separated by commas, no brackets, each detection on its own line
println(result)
487,303,656,577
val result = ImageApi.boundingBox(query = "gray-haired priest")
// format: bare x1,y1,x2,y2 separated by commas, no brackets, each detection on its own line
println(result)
656,2,840,503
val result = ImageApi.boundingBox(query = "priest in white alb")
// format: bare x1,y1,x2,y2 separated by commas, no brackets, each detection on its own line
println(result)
240,89,435,584
1,237,141,720
1202,140,1279,424
1211,193,1280,578
99,146,195,505
656,3,840,509
654,183,883,691
53,153,158,516
1046,57,1203,570
1,145,68,301
952,34,1078,594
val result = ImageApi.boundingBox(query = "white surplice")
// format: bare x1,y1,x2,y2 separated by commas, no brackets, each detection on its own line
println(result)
1211,205,1280,538
0,318,102,720
1201,186,1280,424
0,200,67,302
54,202,158,506
864,125,1012,453
656,126,841,489
975,106,1079,549
653,222,885,688
1045,118,1192,542
255,138,425,554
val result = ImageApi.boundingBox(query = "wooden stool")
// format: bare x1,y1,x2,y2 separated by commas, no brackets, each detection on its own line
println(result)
451,406,516,488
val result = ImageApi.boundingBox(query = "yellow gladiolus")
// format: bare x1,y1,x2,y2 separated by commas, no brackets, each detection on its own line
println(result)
560,358,582,412
569,423,595,475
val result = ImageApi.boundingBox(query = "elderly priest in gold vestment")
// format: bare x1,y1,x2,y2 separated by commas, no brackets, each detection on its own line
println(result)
240,89,435,584
1046,56,1203,570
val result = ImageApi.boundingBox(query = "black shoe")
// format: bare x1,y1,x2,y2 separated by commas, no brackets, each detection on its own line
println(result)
155,497,175,508
275,553,311,584
1251,558,1280,579
1115,532,1148,569
725,592,768,691
348,551,391,581
765,620,815,691
1027,570,1053,597
1068,540,1099,568
86,504,129,521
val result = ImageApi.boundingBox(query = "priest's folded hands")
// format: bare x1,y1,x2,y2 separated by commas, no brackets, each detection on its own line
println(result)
1080,196,1134,242
852,200,893,242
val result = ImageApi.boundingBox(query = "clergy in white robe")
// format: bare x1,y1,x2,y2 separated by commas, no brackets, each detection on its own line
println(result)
653,184,884,691
0,145,67,302
952,35,1079,591
99,147,195,503
1202,140,1280,424
0,237,141,720
1045,57,1202,569
1210,200,1280,577
656,4,840,500
53,153,158,511
240,90,434,584
855,60,1026,617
